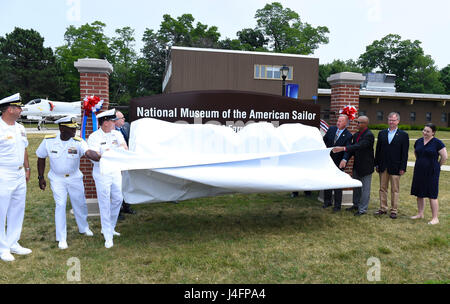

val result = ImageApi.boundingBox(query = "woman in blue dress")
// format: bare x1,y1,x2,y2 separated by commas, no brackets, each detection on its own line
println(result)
410,123,447,225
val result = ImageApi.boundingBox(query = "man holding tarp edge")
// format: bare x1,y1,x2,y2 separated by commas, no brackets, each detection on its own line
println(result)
333,116,375,216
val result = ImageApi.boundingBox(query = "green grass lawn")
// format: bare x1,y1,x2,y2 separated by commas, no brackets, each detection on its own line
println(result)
0,132,448,283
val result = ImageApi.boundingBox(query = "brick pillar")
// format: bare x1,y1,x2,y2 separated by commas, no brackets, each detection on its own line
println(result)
326,72,365,205
327,72,365,172
74,58,113,215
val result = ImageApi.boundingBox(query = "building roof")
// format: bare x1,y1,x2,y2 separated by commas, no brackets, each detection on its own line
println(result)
318,88,450,101
170,46,319,60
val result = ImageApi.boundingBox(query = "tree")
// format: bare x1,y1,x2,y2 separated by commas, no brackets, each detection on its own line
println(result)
141,14,222,95
254,2,329,54
109,27,138,105
439,65,450,94
319,59,367,88
158,14,221,48
140,29,167,95
359,34,444,93
55,21,111,101
0,27,65,102
236,28,268,51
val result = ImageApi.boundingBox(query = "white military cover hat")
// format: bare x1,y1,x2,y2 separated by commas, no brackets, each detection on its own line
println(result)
96,108,118,121
0,93,23,107
55,115,78,128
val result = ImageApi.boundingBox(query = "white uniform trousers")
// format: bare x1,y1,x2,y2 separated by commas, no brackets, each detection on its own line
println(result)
0,167,26,254
49,175,89,242
92,167,123,241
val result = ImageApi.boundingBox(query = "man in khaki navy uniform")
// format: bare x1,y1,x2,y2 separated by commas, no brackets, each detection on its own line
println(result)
36,116,99,249
87,109,127,249
0,93,32,262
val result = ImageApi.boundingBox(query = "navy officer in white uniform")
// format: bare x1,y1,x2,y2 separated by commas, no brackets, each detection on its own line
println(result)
36,115,99,249
87,109,127,249
0,93,32,262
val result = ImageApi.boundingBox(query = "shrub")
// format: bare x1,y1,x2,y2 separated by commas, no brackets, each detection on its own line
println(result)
368,124,388,130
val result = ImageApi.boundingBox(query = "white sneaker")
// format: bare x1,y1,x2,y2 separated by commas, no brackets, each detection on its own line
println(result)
104,239,113,249
1,252,15,262
101,230,120,236
83,228,94,236
58,240,68,250
10,244,32,255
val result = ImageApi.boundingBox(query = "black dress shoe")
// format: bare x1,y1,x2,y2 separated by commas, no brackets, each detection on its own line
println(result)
121,203,136,214
322,202,332,208
332,207,341,212
117,212,125,221
291,192,299,198
374,210,387,215
345,206,358,211
354,211,366,216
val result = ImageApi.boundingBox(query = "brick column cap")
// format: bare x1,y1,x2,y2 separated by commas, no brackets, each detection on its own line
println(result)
327,72,365,86
74,58,113,75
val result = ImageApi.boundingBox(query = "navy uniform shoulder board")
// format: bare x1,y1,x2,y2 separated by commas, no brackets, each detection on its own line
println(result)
73,136,82,142
44,134,57,139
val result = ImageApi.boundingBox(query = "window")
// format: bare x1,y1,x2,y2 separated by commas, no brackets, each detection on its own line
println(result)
359,110,367,117
426,112,432,122
441,113,447,123
254,64,293,80
410,112,416,122
376,111,383,121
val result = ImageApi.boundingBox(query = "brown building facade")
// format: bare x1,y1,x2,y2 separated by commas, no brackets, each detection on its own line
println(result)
163,46,319,101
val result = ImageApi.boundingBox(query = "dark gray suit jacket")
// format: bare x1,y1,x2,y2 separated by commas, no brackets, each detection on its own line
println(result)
117,122,130,145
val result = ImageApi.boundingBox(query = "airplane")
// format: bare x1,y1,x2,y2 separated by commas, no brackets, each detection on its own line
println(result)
20,98,81,130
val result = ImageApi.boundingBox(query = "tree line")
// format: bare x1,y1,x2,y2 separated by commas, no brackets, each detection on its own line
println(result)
0,2,448,105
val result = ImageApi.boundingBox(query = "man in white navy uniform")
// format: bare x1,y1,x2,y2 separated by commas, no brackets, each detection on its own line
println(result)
36,116,98,249
0,93,32,262
87,109,128,248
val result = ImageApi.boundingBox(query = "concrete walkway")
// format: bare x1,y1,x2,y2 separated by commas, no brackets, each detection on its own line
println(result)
408,161,450,171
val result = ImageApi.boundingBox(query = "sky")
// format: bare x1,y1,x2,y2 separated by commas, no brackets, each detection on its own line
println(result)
1,0,449,69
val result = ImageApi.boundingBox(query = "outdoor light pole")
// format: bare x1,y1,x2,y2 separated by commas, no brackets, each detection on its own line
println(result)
280,65,289,96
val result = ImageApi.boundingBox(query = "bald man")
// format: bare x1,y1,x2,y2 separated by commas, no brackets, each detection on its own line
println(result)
332,116,375,216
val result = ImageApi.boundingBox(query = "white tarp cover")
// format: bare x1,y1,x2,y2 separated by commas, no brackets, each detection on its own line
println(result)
100,118,362,204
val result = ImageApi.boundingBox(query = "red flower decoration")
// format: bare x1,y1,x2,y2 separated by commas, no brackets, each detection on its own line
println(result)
340,105,357,121
82,96,104,115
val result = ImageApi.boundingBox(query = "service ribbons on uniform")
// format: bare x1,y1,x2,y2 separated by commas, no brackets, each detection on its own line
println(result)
81,96,104,140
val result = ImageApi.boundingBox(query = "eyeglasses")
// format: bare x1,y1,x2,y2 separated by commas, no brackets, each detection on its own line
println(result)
356,121,366,124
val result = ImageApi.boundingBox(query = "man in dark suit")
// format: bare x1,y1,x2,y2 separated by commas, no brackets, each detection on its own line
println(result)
321,114,352,211
114,111,136,216
374,112,409,219
333,116,374,216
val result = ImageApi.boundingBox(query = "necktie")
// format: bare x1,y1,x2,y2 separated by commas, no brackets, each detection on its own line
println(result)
334,131,339,144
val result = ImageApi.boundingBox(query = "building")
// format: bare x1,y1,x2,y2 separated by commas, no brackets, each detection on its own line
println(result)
317,89,450,127
163,46,450,127
163,46,319,101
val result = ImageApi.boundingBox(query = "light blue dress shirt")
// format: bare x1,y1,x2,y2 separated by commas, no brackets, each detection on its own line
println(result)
388,128,397,144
